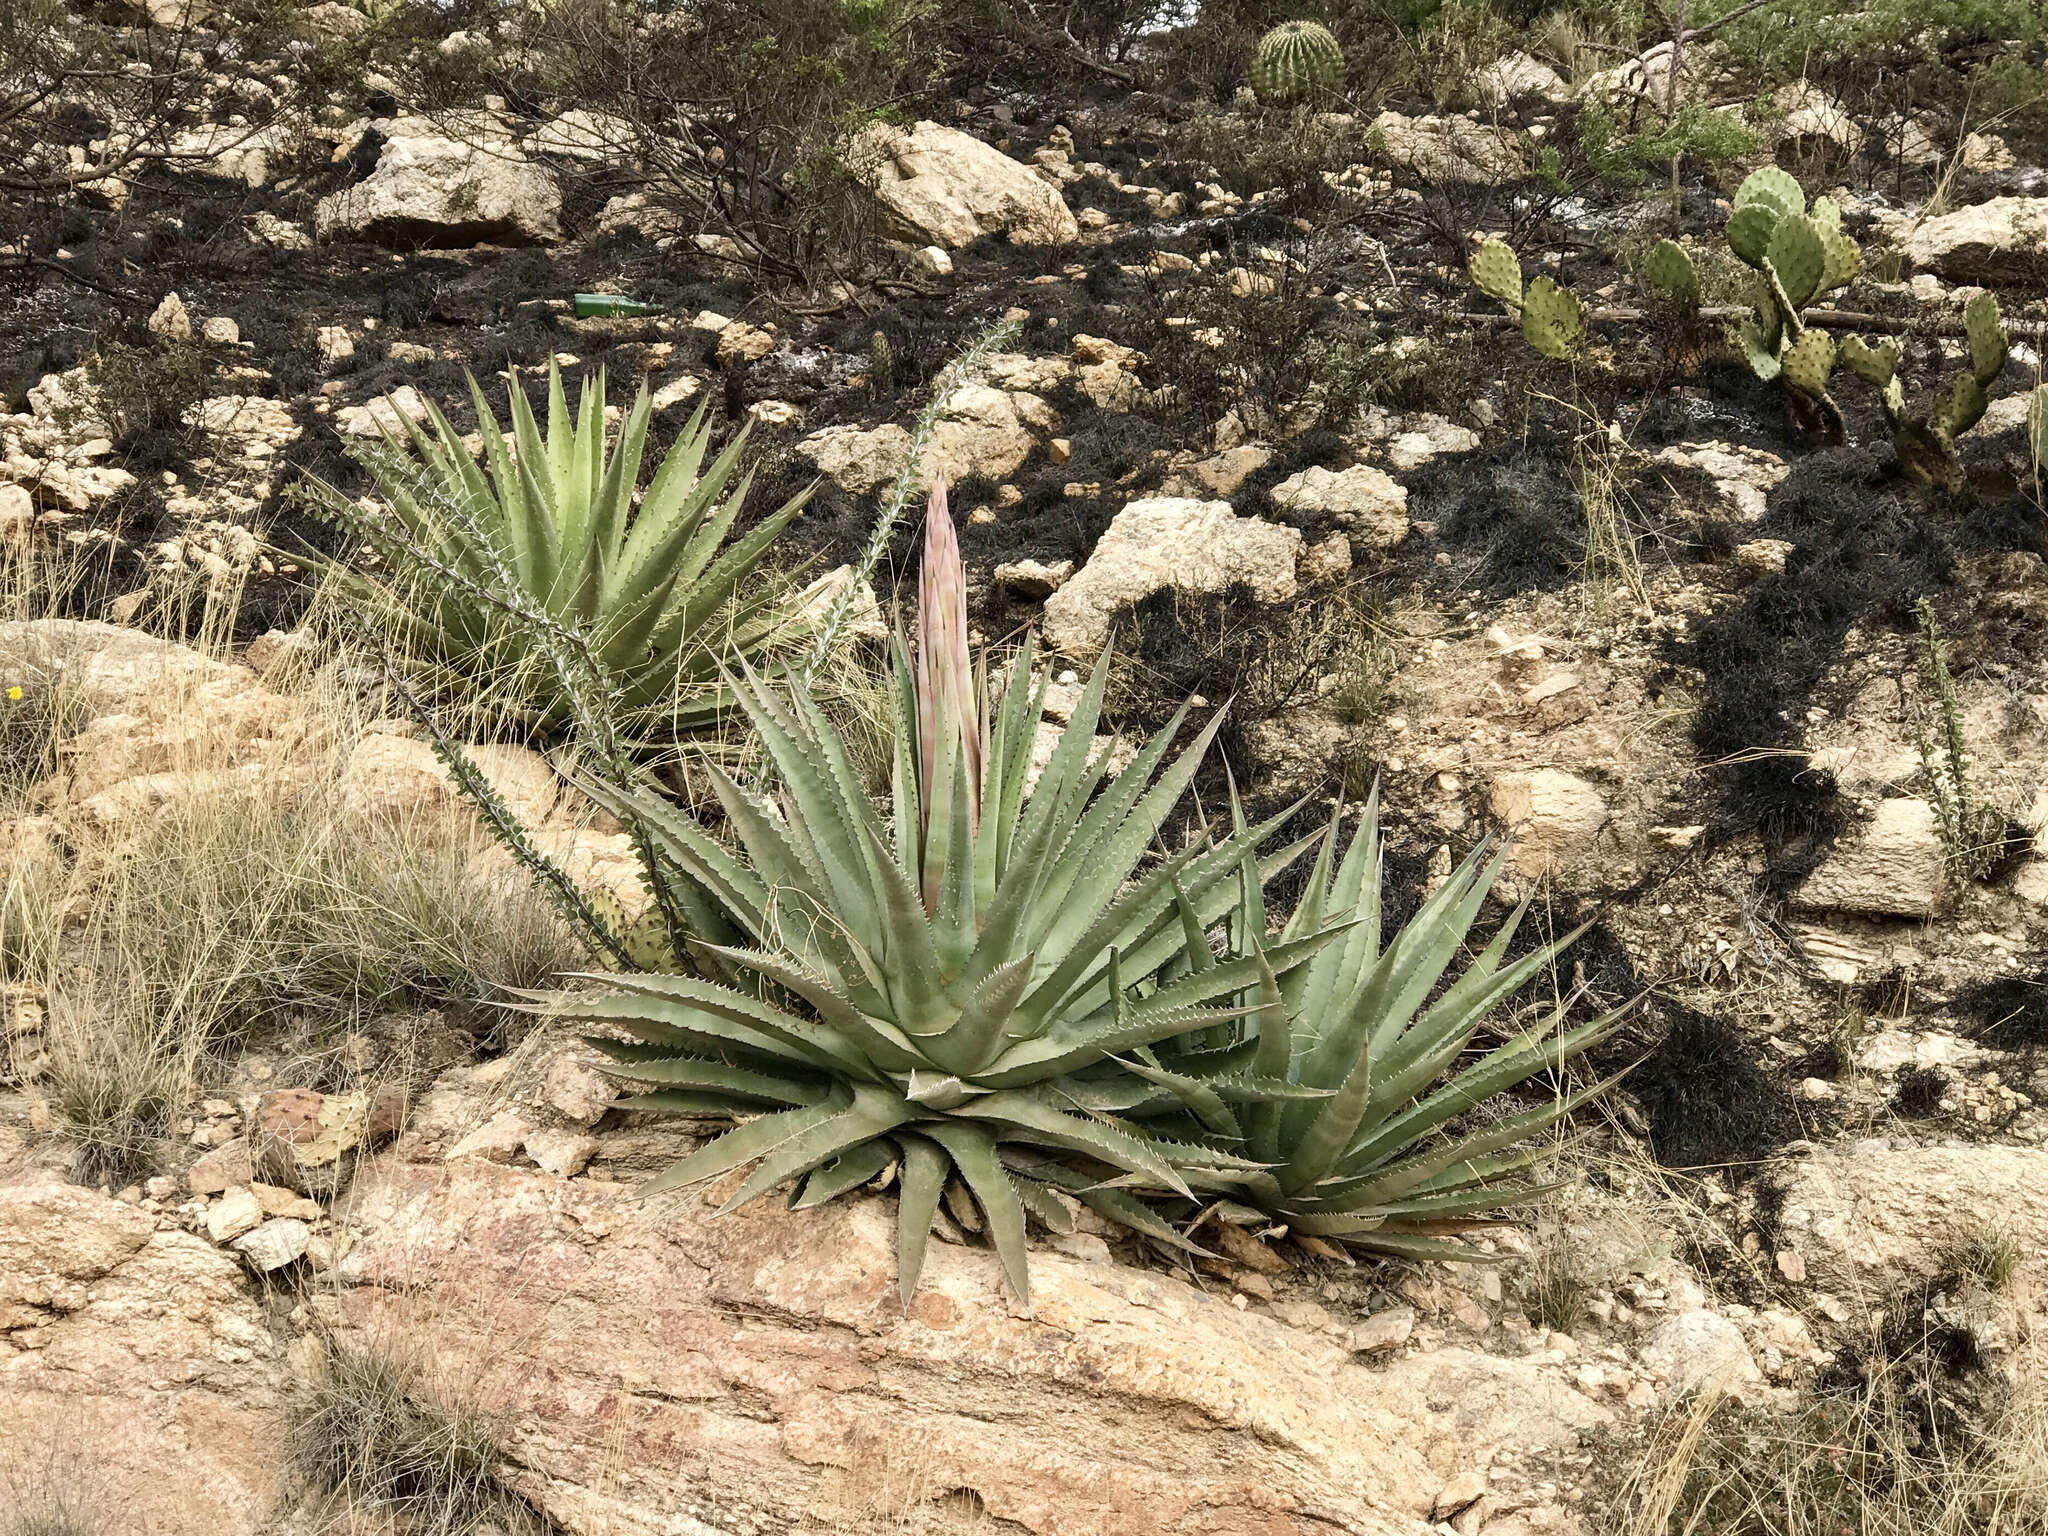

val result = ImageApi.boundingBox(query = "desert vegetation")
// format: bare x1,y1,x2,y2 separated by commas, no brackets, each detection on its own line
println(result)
6,1,2048,1533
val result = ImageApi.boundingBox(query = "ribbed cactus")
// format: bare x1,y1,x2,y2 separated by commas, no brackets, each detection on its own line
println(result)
1250,20,1346,105
1840,292,2013,491
2029,387,2048,467
1640,239,1699,307
869,329,894,394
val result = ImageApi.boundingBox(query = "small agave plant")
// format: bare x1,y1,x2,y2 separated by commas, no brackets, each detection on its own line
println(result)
553,484,1332,1307
1126,789,1627,1260
312,364,812,738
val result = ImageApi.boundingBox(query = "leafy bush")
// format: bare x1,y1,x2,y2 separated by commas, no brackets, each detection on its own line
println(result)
309,366,814,740
83,338,217,448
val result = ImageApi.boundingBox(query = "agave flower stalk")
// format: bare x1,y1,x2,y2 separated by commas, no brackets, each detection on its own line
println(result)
554,482,1334,1307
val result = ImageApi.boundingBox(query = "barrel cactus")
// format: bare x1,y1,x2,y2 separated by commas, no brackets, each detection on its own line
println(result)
1250,20,1346,105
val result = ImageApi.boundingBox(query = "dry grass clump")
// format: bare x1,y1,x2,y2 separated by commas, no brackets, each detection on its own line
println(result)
1,1440,123,1536
1614,1297,2048,1535
0,600,586,1183
288,1330,542,1536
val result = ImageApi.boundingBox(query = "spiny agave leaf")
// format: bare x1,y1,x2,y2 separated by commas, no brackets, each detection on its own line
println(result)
585,1044,827,1106
792,1141,894,1209
925,1122,1031,1308
951,1090,1195,1198
1116,1054,1240,1139
894,1133,950,1308
714,1084,914,1213
1004,1170,1079,1234
1469,240,1523,309
636,1088,851,1198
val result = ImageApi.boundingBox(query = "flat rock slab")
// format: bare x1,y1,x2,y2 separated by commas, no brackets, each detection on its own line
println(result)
1794,798,1943,919
334,1158,1605,1536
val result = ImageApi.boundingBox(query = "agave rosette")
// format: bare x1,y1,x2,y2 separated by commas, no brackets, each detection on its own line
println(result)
553,486,1332,1305
317,363,812,735
1122,786,1628,1260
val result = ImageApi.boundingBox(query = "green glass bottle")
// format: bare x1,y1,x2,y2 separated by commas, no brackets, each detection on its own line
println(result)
573,293,657,318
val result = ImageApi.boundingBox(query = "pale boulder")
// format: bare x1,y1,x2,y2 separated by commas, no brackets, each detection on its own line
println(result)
333,1154,1606,1536
1897,198,2048,285
1794,798,1943,918
1373,112,1523,184
852,119,1080,248
1269,464,1410,549
1778,1145,2048,1288
1044,497,1303,659
1487,770,1610,878
315,125,562,246
797,383,1041,496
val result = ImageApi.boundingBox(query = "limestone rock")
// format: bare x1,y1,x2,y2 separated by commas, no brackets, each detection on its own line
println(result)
528,109,634,161
852,119,1079,248
1962,132,2014,173
1580,40,1728,108
1639,1311,1759,1396
994,559,1074,599
1350,1305,1417,1354
797,383,1041,496
1770,82,1864,161
1160,444,1273,499
231,1217,309,1273
1778,1145,2048,1287
445,1109,533,1163
523,1127,598,1177
315,124,562,246
298,1,365,40
1269,464,1410,549
333,1155,1606,1536
1794,798,1943,918
205,1188,263,1244
147,291,193,341
1372,112,1523,184
186,1136,255,1196
0,1174,284,1533
335,385,429,438
1474,52,1568,106
1486,770,1609,878
1044,497,1303,659
1897,198,2048,285
793,565,888,643
340,732,562,826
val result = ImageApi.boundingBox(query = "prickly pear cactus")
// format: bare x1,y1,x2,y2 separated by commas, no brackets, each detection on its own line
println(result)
1520,276,1582,359
1735,166,1806,222
622,906,679,972
1640,239,1699,306
1781,330,1836,398
1729,316,1782,382
1840,335,1899,387
1964,292,2008,386
1469,240,1524,308
1726,204,1778,266
1765,215,1827,312
1250,20,1345,105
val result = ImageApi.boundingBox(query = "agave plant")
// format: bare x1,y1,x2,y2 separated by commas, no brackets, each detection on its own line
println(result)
1123,788,1628,1260
551,485,1331,1307
311,364,814,737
